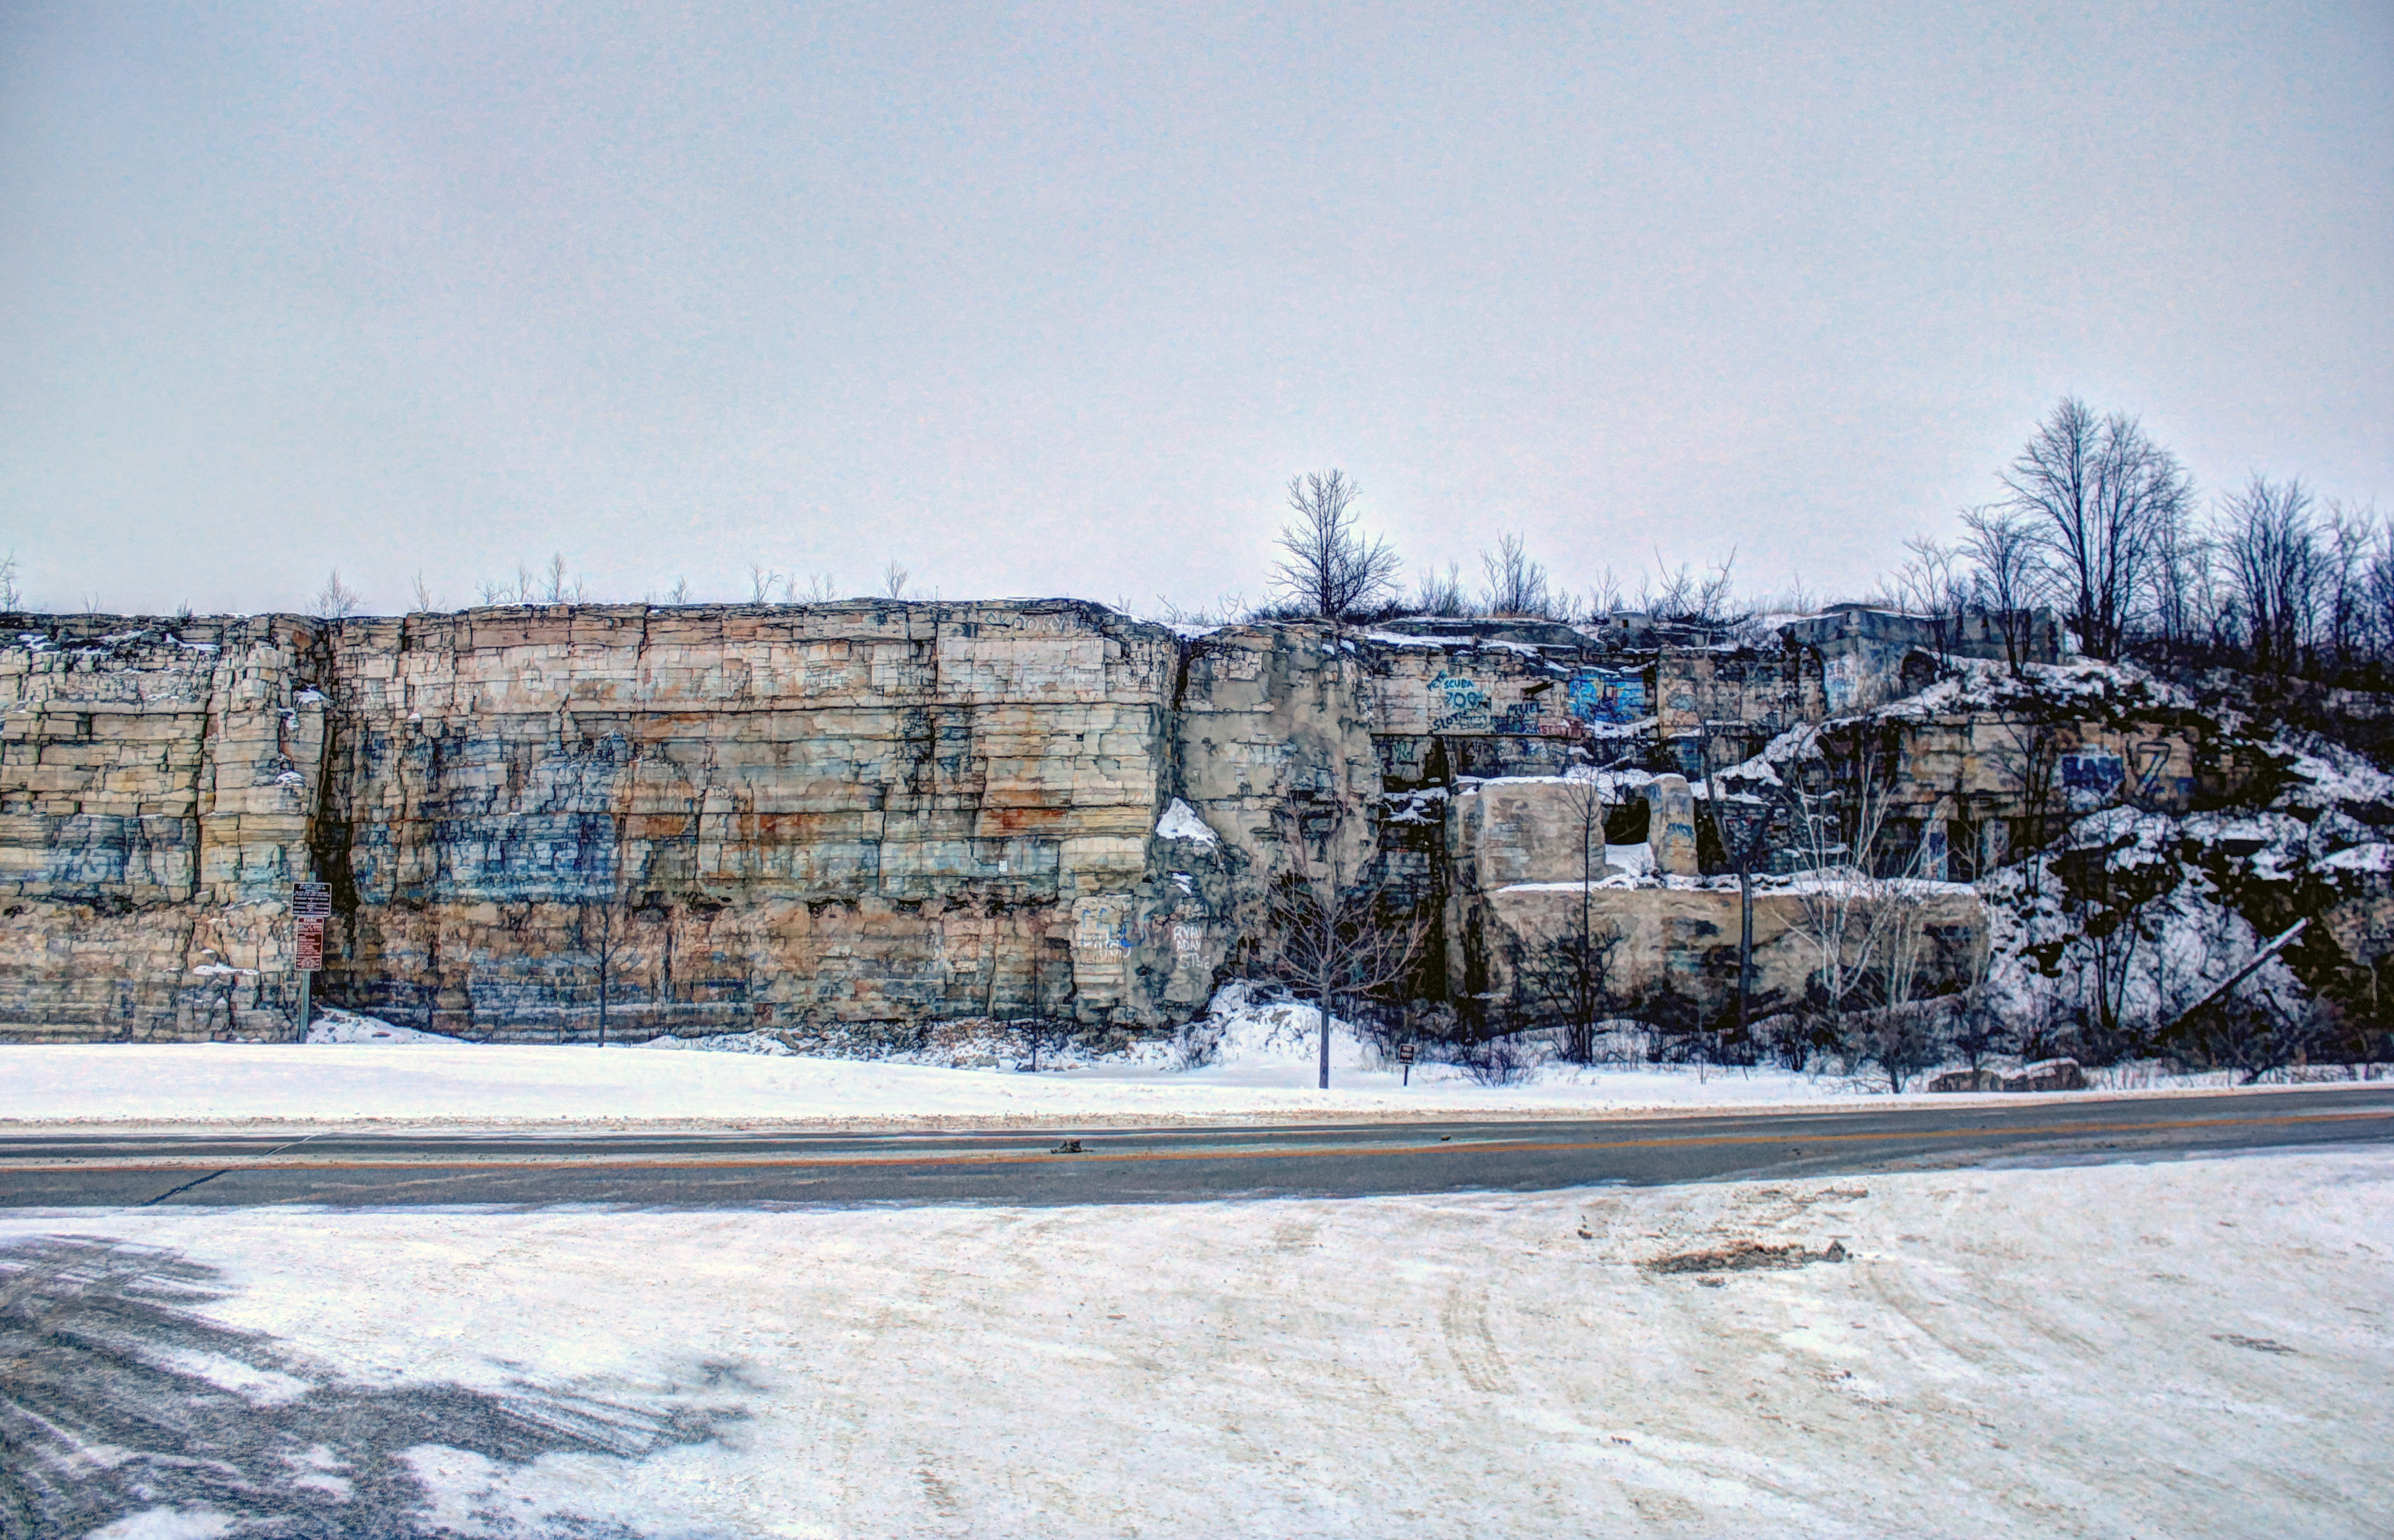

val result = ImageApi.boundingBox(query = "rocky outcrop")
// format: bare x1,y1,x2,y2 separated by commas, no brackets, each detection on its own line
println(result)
2,601,2002,1043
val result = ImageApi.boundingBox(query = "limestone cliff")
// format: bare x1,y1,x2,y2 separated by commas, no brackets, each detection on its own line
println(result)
1,600,2012,1042
9,603,1524,1040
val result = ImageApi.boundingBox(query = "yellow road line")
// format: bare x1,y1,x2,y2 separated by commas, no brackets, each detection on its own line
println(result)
2,1107,2385,1177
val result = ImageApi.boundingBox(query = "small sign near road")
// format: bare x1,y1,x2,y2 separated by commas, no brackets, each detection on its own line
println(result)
1398,1042,1417,1086
289,882,330,1034
293,919,324,973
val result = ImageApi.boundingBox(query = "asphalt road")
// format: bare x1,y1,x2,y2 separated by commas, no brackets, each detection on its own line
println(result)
4,1086,2390,1209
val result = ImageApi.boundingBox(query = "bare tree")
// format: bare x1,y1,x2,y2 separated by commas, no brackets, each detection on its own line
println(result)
2317,504,2378,675
578,896,645,1048
1013,1016,1076,1071
1957,506,2044,672
884,561,910,600
1480,534,1552,617
2173,987,2339,1086
541,552,583,605
747,563,783,604
1271,469,1400,621
666,576,692,605
514,561,536,605
0,550,20,611
410,571,437,613
1412,561,1469,617
312,569,362,619
1581,566,1625,624
2361,507,2394,675
1258,795,1427,1089
1784,747,1928,1044
1703,764,1779,1037
1848,997,1947,1093
2217,474,2318,675
1537,779,1617,1062
1647,548,1744,631
1883,536,1969,668
800,573,839,603
2001,397,2194,660
2146,496,2215,665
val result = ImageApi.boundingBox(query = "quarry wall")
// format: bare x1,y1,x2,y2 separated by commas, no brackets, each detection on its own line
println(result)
1,601,2005,1042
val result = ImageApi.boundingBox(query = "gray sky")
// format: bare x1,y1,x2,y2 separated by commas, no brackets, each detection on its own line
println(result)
3,1,2388,618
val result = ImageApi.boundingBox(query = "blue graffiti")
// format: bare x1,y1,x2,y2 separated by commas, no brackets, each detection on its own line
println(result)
2059,751,2125,794
2136,741,2171,798
1566,669,1647,725
1430,672,1492,733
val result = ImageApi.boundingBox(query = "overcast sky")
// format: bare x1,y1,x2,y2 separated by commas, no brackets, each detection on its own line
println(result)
2,1,2388,618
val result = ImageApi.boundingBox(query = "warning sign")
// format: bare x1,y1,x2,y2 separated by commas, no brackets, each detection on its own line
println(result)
291,882,332,920
293,917,324,973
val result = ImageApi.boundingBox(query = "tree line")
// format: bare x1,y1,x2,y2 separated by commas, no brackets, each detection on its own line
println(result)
1255,399,2386,690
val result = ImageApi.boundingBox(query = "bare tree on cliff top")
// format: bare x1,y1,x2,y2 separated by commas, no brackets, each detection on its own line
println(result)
312,569,361,619
1259,796,1426,1089
1271,470,1399,621
2001,397,2193,660
1957,506,2043,672
1481,534,1553,618
2218,474,2320,676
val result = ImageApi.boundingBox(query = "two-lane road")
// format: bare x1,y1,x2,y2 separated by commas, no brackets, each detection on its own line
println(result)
5,1086,2391,1209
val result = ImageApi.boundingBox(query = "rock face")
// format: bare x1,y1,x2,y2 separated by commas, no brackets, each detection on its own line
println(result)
1927,1059,2087,1093
1450,872,1991,1030
4,603,1207,1039
1,618,332,1039
1646,776,1701,878
1,601,1997,1042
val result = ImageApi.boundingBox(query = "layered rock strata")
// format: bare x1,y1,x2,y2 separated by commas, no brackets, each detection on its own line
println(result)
3,601,2007,1042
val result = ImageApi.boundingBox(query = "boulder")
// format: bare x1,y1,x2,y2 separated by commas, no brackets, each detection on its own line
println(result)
2001,1058,2088,1093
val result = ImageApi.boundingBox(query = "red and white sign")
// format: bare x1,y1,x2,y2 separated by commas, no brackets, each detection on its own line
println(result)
293,918,324,973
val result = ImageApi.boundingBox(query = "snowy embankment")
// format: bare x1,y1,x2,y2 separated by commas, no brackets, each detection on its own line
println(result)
9,1149,2388,1536
7,997,2373,1128
0,1039,1885,1130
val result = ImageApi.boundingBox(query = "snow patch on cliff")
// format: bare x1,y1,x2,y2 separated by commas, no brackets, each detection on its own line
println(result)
1153,798,1218,846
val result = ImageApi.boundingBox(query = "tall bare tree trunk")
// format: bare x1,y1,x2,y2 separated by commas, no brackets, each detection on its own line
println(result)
1737,866,1754,1035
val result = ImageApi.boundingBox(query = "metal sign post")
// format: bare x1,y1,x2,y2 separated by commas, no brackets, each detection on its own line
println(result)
1398,1041,1417,1087
291,882,330,1036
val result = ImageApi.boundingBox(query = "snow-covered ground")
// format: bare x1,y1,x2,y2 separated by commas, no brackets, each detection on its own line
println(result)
9,1148,2388,1536
11,997,2381,1129
0,1038,1936,1128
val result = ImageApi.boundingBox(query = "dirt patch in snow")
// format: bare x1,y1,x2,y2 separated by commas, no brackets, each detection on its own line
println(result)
1646,1238,1850,1274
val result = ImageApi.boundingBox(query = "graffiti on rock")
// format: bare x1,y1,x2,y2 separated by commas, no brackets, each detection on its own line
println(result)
1566,669,1648,725
1823,653,1862,714
2059,751,2126,794
1493,702,1544,736
2135,740,2173,800
1430,673,1492,734
1072,900,1134,960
